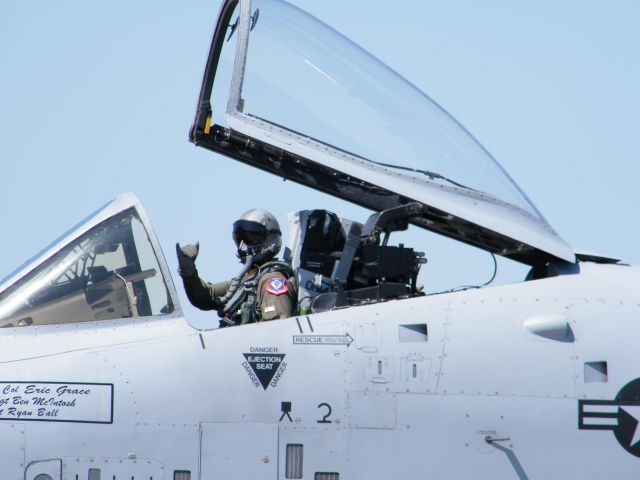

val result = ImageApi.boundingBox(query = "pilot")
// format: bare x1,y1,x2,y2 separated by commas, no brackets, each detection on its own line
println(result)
176,209,297,327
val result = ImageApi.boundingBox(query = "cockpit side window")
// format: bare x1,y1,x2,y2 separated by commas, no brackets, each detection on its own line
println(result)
0,209,174,329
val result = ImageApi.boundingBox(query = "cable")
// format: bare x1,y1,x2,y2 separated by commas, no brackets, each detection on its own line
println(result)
432,250,498,295
479,251,498,287
459,251,498,290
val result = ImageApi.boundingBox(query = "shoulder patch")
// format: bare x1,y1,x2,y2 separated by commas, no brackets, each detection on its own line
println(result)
266,276,289,295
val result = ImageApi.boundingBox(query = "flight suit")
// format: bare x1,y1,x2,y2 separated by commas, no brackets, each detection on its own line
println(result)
180,265,297,324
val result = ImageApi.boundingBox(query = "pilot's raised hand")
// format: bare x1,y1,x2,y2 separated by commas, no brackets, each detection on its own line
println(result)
176,242,199,277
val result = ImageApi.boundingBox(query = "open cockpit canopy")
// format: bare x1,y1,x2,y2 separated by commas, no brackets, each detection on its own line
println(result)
191,0,574,266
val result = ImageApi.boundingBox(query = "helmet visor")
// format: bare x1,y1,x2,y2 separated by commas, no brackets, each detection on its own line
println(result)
232,220,267,247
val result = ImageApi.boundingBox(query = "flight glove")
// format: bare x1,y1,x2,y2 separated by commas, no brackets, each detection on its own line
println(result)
176,242,199,277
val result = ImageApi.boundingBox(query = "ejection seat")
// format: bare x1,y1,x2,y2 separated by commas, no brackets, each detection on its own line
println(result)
283,205,426,313
283,209,359,313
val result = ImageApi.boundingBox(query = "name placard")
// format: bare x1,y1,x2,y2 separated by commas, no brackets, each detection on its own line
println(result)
0,382,113,423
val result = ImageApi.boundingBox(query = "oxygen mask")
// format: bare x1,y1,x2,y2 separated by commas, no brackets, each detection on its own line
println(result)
232,216,281,264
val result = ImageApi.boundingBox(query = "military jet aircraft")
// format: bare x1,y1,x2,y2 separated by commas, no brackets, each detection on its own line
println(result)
1,0,639,479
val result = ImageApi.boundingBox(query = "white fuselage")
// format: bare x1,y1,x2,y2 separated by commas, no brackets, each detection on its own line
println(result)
3,261,639,479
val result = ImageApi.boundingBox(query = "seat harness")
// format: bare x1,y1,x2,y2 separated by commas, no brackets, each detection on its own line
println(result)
219,260,292,326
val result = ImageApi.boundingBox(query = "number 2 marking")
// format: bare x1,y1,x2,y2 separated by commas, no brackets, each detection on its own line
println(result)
317,403,332,423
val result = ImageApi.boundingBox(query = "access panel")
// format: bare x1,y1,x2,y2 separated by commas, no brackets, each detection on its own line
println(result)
25,459,61,480
201,422,278,479
0,424,24,480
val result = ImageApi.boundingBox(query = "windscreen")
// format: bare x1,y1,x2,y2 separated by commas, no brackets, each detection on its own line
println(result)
0,209,174,328
228,0,543,220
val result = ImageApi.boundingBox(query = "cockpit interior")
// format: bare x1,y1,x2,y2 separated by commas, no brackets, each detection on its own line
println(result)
285,205,428,314
0,208,173,329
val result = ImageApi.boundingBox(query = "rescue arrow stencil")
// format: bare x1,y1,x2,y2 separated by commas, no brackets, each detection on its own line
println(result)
292,334,353,346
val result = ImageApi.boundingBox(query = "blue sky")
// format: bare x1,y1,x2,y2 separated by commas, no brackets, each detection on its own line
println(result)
1,1,639,328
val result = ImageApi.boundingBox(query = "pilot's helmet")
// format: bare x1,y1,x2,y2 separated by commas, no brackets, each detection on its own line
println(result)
232,209,282,263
